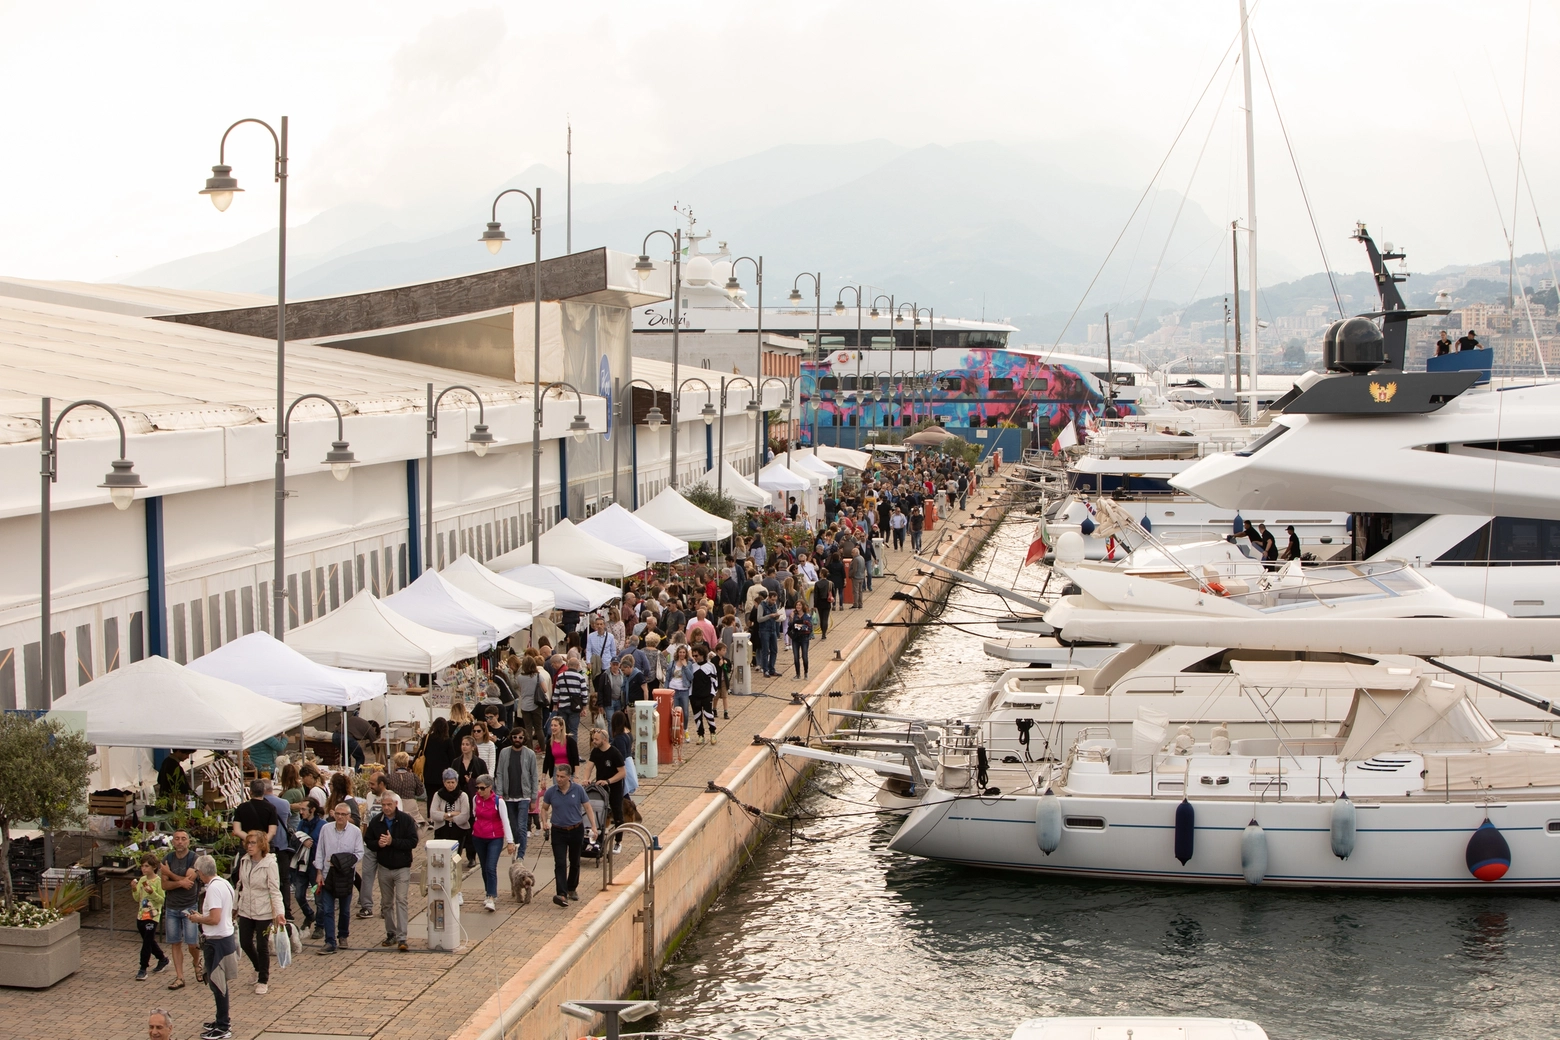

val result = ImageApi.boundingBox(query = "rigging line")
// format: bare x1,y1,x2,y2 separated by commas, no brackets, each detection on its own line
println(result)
1249,28,1343,319
1128,57,1240,343
1041,11,1257,358
1453,69,1514,269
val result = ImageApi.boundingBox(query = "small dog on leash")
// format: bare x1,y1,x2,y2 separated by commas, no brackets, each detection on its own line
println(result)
508,861,534,904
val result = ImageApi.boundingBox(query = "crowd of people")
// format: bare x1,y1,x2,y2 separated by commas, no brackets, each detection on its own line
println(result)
140,448,981,1040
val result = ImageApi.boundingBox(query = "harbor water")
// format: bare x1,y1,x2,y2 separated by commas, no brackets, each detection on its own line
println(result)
655,517,1560,1040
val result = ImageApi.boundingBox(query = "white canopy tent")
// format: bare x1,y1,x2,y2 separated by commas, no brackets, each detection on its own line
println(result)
758,459,810,492
53,656,302,751
188,632,387,706
489,519,649,580
634,486,734,543
789,452,838,483
810,444,871,471
385,570,530,652
286,593,480,672
496,563,620,612
578,503,690,563
442,553,557,614
691,462,769,508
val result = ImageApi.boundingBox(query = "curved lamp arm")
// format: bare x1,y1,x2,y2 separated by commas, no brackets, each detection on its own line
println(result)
620,378,666,428
725,255,761,292
481,189,539,253
282,393,358,478
199,118,284,209
50,399,131,471
834,284,863,313
430,384,487,435
541,381,594,442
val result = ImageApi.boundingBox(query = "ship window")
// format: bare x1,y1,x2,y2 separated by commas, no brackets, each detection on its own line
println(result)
1234,423,1290,457
1437,517,1560,564
967,331,1008,348
1462,438,1560,458
1024,378,1048,391
937,377,963,392
1064,816,1106,829
1547,821,1560,834
988,377,1014,391
841,376,858,391
817,377,839,391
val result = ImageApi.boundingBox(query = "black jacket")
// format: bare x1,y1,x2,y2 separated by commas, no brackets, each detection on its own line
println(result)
362,810,418,871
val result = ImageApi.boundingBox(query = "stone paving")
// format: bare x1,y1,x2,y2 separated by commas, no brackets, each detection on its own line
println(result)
0,495,999,1040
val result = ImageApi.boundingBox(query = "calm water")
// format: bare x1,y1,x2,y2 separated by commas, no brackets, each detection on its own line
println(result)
654,519,1560,1040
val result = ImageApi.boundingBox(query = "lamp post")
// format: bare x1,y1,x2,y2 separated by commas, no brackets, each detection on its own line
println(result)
273,394,358,627
869,294,893,432
893,302,918,428
199,116,301,635
479,187,543,561
759,376,795,465
39,399,144,703
719,376,757,498
634,231,683,484
424,384,497,574
788,273,821,445
910,307,934,424
618,378,664,508
833,286,865,448
724,256,762,477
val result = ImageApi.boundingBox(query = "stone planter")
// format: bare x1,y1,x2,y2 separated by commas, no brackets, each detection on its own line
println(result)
0,913,80,988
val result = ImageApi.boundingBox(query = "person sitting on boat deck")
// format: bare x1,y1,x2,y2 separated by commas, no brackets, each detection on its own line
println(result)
1435,331,1453,356
1283,525,1301,561
1456,329,1481,351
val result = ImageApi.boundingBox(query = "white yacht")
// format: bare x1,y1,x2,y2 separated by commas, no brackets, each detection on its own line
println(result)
889,659,1560,889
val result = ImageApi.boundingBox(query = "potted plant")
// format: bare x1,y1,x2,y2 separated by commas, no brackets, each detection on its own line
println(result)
0,714,93,988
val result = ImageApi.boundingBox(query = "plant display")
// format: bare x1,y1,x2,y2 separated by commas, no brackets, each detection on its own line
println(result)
0,715,94,911
39,879,91,916
0,902,63,929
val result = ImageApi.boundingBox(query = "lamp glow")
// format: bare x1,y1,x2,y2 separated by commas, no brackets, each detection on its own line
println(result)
324,441,358,482
199,164,242,212
99,457,145,511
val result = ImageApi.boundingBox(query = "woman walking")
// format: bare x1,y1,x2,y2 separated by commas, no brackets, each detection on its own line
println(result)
468,776,516,912
234,831,284,995
429,769,472,856
541,715,581,778
788,607,813,679
515,655,549,752
666,644,694,738
418,718,453,817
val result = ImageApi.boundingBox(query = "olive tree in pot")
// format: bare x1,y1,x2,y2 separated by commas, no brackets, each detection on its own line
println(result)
0,714,94,988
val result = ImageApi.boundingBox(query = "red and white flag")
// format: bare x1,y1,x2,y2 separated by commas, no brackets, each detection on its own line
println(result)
1051,420,1078,456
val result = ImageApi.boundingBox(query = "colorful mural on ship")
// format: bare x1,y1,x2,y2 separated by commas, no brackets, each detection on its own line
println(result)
797,349,1139,445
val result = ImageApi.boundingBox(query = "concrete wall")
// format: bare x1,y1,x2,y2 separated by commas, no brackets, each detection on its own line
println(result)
453,480,1012,1040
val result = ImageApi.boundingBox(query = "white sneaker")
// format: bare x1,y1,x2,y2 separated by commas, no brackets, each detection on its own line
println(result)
255,983,268,995
483,897,496,912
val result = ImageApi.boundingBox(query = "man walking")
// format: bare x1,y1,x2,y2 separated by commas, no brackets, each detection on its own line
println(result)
313,802,364,955
812,572,833,640
890,506,907,551
364,791,416,952
495,727,539,860
849,549,868,609
585,615,617,676
540,765,597,907
356,772,389,920
753,589,781,678
185,855,236,1040
551,655,590,740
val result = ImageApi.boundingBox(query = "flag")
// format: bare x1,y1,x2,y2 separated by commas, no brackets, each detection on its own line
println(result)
1024,521,1048,566
1052,420,1078,456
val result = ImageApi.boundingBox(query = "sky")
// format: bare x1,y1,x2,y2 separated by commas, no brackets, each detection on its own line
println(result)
0,0,1555,284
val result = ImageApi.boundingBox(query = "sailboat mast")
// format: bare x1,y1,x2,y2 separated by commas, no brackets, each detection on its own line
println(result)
566,121,573,255
1239,0,1258,422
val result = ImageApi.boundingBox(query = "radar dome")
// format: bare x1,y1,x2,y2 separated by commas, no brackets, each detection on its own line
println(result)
684,256,715,286
1054,529,1086,565
1327,316,1385,374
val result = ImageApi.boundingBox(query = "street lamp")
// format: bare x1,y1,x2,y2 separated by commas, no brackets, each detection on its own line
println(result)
199,115,297,637
892,302,920,427
480,187,543,561
758,375,795,464
720,376,756,499
424,383,499,574
909,307,934,424
792,272,821,446
616,377,662,507
38,398,144,703
869,294,894,435
726,255,763,476
836,285,867,447
272,393,358,629
635,229,684,484
543,381,593,444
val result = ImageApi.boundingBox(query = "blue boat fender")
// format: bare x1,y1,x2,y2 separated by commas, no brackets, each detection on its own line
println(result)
1036,788,1062,855
1241,819,1268,885
1330,793,1356,860
1466,819,1511,882
1080,517,1096,536
1140,515,1153,533
1173,798,1195,865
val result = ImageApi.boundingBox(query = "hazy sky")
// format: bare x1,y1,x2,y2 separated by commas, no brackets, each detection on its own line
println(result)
1,0,1555,284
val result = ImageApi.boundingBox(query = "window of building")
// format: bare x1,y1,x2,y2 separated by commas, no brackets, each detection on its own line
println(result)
937,377,963,392
988,377,1014,392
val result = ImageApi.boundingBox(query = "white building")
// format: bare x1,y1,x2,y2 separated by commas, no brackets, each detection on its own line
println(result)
0,250,780,708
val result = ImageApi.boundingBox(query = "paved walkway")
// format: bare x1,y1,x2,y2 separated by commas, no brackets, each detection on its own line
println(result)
4,498,996,1040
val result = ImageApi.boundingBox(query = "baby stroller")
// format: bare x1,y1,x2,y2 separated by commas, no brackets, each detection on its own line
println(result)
581,785,610,859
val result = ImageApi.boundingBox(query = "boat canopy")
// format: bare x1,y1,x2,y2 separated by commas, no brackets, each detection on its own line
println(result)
1333,681,1502,761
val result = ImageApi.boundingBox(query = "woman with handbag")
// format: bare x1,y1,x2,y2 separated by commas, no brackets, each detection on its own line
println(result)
234,830,285,995
515,655,549,753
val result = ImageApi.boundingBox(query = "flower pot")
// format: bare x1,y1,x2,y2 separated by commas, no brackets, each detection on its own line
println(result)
0,914,80,988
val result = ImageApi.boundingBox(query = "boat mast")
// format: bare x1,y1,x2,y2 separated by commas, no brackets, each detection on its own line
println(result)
1231,222,1243,405
1239,0,1258,422
1104,312,1116,415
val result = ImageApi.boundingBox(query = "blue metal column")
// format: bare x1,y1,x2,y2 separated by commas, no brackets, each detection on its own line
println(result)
144,496,167,658
405,459,422,575
705,422,713,471
558,438,569,519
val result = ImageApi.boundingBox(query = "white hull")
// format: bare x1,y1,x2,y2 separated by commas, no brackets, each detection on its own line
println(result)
890,788,1559,889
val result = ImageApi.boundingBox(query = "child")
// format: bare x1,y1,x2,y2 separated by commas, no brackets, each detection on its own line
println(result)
132,852,170,980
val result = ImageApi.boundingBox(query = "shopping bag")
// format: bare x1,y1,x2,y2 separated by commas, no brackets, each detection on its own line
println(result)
286,920,303,955
624,755,640,797
272,924,293,969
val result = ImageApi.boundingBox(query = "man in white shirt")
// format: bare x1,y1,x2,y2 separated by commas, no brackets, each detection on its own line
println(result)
185,855,237,1040
313,803,366,955
585,616,618,676
798,553,818,584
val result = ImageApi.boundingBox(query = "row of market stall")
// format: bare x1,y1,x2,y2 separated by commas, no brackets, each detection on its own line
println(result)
49,465,872,800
